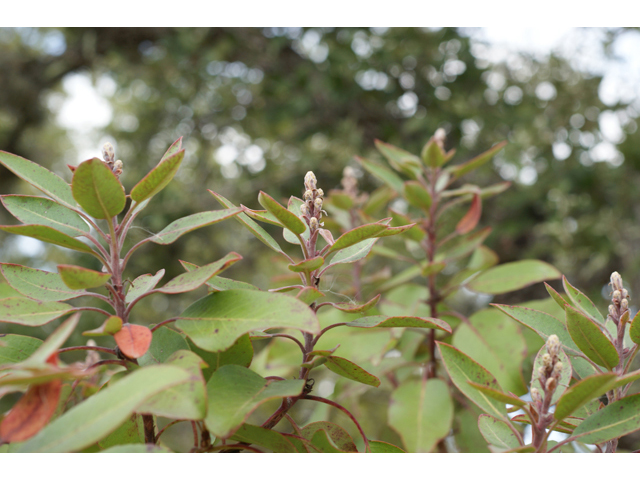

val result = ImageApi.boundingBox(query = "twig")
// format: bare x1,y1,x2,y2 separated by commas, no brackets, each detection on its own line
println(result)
150,318,179,333
58,345,116,355
156,419,185,441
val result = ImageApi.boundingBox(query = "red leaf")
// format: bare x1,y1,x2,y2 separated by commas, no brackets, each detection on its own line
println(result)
114,324,152,359
0,379,62,443
456,193,482,234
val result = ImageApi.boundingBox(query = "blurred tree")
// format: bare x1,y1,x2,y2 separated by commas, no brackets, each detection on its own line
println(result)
1,27,639,319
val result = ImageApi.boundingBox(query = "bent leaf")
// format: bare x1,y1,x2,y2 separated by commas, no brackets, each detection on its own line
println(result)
114,324,152,359
0,151,76,208
0,298,74,327
329,294,380,313
388,378,453,453
562,276,604,324
16,365,191,452
324,356,380,387
467,260,561,295
1,195,89,237
177,290,320,352
0,224,94,254
565,306,618,370
157,252,241,294
345,315,451,333
130,149,185,203
72,158,125,219
57,265,111,290
301,422,358,452
326,223,388,254
0,263,85,302
204,365,304,438
150,208,242,245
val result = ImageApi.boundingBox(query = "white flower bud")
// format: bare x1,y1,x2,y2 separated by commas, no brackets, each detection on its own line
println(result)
531,388,542,403
303,190,313,201
542,353,552,370
314,197,323,210
434,128,446,147
304,171,317,190
316,188,324,198
611,272,623,291
609,305,616,317
613,290,622,305
300,204,309,216
621,298,629,311
309,217,319,230
102,142,115,163
622,289,629,299
545,377,557,393
553,362,563,377
546,334,560,357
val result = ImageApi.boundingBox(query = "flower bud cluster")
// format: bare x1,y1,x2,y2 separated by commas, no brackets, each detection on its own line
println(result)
533,334,564,405
301,171,325,232
607,271,629,325
102,142,123,177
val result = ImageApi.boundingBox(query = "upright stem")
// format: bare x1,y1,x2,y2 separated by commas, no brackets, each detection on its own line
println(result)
424,169,440,380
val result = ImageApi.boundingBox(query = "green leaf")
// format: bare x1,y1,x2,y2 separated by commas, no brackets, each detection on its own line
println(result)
388,208,425,242
437,342,506,419
327,191,354,211
125,269,165,303
230,423,297,453
98,414,143,450
101,444,171,453
0,283,23,299
545,282,568,309
368,440,406,453
296,287,325,305
402,181,432,211
71,158,125,219
187,334,253,382
608,369,640,390
326,223,388,254
572,394,640,444
435,227,491,263
0,263,86,301
375,139,423,178
301,421,358,452
0,334,43,364
242,208,283,227
0,297,74,327
150,208,242,245
16,365,191,452
177,290,320,352
477,414,520,449
130,149,184,203
323,356,380,387
326,237,378,267
467,382,527,407
57,265,111,290
138,327,189,366
630,310,640,345
328,294,380,313
362,185,396,215
82,316,122,337
1,195,89,237
207,276,259,292
554,373,618,421
388,378,453,452
467,260,561,295
209,190,285,254
288,256,324,273
452,308,527,396
562,276,604,324
421,138,447,167
0,151,76,208
204,365,304,438
355,156,404,193
531,344,572,405
156,252,242,294
492,304,581,355
345,315,451,333
258,191,307,235
450,141,507,179
0,224,95,254
565,306,618,370
136,350,207,420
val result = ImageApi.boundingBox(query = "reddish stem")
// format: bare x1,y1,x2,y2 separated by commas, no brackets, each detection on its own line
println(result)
58,345,116,355
150,318,179,333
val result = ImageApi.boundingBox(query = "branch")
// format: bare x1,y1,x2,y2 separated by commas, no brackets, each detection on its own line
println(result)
58,345,116,355
150,318,179,333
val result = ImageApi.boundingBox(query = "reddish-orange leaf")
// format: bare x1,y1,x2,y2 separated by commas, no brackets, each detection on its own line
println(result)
114,324,153,359
0,379,62,443
456,193,482,234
